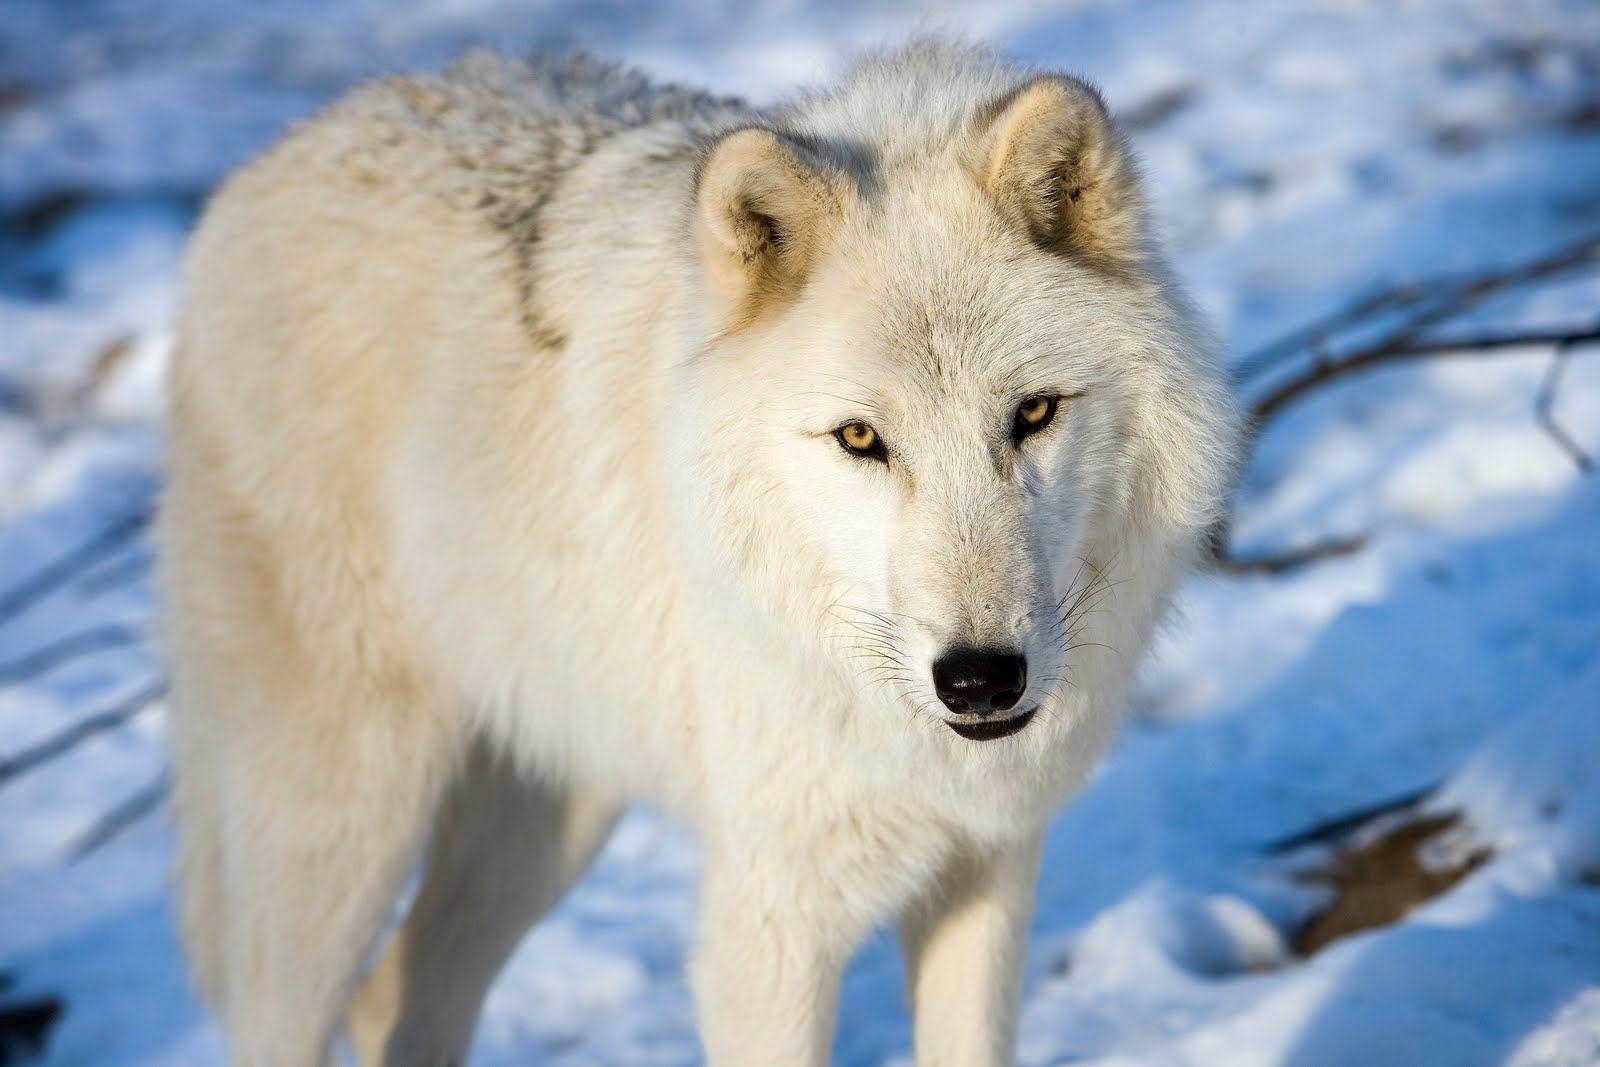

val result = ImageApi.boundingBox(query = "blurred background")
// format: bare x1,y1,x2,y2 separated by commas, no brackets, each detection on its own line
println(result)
2,1,1598,1064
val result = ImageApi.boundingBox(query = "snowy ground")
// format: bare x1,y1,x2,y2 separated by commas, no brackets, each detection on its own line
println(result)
2,1,1599,1064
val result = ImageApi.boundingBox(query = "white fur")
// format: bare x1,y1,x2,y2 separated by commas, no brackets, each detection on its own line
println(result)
159,41,1237,1066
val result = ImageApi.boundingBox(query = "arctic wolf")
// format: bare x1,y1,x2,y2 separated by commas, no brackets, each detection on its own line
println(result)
160,40,1235,1066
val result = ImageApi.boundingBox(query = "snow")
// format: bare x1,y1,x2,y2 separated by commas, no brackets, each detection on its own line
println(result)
2,1,1598,1064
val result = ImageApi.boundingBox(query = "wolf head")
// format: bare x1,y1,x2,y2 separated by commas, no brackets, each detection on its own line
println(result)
675,46,1236,745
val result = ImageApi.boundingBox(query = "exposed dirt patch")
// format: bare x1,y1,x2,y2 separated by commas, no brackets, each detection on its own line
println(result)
1292,811,1490,955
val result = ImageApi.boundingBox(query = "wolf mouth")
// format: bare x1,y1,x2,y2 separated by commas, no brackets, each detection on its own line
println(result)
946,708,1036,742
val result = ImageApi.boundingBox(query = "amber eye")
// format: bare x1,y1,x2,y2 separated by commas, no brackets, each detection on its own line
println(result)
836,420,887,461
1012,395,1060,445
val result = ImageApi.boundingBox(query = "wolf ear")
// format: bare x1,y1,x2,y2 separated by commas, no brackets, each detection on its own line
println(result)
694,128,840,324
975,76,1145,272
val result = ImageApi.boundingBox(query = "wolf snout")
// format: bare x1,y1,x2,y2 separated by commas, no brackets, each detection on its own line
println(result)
931,647,1027,716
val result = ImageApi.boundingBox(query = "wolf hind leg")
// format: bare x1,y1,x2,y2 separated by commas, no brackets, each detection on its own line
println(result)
212,686,457,1067
347,738,622,1067
171,729,228,1009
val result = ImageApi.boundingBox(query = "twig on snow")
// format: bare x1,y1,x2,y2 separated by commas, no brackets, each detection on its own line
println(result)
69,773,169,861
0,624,145,686
1244,325,1600,428
0,507,152,629
0,681,165,787
75,548,154,601
1211,534,1368,576
1264,784,1434,854
1232,232,1600,388
1208,234,1600,574
1534,332,1596,473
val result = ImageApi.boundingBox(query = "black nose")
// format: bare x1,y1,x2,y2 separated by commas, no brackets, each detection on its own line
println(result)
932,647,1027,716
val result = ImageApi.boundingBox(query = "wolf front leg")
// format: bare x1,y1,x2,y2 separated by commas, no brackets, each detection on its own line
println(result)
900,832,1044,1067
690,852,855,1066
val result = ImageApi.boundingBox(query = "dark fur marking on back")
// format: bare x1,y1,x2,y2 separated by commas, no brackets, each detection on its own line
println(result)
389,51,750,351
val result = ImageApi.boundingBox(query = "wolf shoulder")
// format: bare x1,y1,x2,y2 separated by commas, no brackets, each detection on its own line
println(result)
175,54,741,453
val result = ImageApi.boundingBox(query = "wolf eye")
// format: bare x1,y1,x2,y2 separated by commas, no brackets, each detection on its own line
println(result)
1011,395,1059,446
836,420,887,461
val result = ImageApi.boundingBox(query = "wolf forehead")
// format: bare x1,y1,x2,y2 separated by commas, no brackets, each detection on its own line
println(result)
703,167,1163,411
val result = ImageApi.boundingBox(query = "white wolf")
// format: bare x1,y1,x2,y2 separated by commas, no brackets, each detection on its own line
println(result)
160,39,1235,1066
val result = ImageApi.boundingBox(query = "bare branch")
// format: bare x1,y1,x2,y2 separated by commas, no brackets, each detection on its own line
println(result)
0,624,145,686
1207,325,1600,572
1535,335,1595,474
1233,232,1600,388
1246,326,1600,427
1212,534,1368,576
1207,232,1600,575
77,548,153,600
0,681,165,787
1264,784,1434,854
1232,282,1437,386
0,507,151,629
69,773,168,860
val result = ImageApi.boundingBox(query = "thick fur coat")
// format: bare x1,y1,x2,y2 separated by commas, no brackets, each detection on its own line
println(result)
159,41,1237,1066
